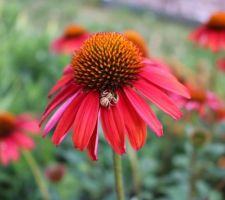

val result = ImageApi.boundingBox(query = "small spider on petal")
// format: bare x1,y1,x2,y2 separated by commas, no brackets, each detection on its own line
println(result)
41,32,190,160
0,112,39,166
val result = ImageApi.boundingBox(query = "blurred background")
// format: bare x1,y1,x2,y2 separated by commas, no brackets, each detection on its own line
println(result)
1,0,225,200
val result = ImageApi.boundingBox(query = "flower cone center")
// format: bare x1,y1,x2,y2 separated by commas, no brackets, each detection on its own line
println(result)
72,32,142,92
0,113,16,139
63,25,87,38
124,30,149,57
207,12,225,29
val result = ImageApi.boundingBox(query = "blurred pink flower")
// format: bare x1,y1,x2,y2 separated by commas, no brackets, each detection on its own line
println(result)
50,24,90,55
0,112,39,166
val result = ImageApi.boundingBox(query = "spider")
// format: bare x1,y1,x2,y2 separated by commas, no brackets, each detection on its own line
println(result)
100,90,119,107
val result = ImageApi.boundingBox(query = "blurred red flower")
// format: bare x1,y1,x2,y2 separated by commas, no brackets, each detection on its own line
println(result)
0,112,39,166
41,32,189,160
175,84,223,117
50,24,90,54
189,12,225,52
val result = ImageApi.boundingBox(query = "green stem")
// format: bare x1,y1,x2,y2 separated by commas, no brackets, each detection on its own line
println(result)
23,150,51,200
127,145,140,198
188,148,197,200
113,151,125,200
209,64,218,90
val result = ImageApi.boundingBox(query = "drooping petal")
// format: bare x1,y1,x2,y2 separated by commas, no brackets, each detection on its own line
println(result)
17,115,40,134
101,105,126,154
43,93,78,136
72,92,99,151
5,139,19,162
52,93,85,145
12,132,35,149
124,86,163,137
0,141,10,166
118,90,147,150
87,121,99,160
40,84,80,125
140,66,190,98
48,73,74,97
134,79,182,119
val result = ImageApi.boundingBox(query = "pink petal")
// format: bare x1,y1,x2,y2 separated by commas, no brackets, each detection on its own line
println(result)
0,141,10,166
134,79,182,119
63,65,73,75
87,121,99,160
72,92,99,151
100,104,126,154
5,139,19,162
12,132,35,149
43,93,78,136
48,73,74,98
140,66,190,98
124,87,163,137
17,115,40,134
40,84,80,125
52,93,85,145
118,90,147,150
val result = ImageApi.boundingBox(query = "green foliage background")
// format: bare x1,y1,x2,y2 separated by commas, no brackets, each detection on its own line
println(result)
0,0,225,200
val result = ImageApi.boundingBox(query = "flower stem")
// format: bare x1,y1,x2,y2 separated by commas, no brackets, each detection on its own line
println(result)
112,151,125,200
23,150,51,200
127,145,140,197
188,148,197,200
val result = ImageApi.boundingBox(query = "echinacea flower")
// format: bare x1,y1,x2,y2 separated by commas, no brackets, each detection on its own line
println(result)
217,58,225,72
41,32,190,160
182,84,222,115
50,24,90,54
0,112,39,166
189,11,225,52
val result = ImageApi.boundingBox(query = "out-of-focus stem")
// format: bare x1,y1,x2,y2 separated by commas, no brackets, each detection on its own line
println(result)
188,148,197,200
113,151,125,200
23,150,50,200
127,145,140,198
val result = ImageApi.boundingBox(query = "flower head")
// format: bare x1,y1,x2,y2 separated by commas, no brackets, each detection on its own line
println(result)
41,32,190,160
45,163,65,183
190,128,210,148
189,11,225,52
50,24,90,54
0,112,39,166
182,84,222,115
124,30,149,57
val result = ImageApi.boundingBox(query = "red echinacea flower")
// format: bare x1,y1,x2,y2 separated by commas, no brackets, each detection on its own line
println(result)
189,11,225,52
50,24,90,54
41,32,190,160
0,112,39,166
